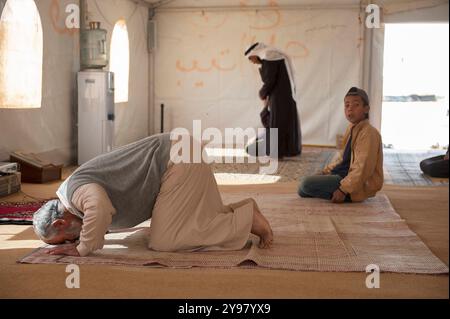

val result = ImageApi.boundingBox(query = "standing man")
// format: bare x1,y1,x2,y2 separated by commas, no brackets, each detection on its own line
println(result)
245,42,302,159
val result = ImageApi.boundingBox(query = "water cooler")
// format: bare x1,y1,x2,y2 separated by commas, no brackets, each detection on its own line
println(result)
77,22,115,165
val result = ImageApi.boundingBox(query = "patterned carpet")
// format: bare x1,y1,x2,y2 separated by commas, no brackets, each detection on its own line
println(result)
211,147,448,186
0,201,49,225
212,147,336,184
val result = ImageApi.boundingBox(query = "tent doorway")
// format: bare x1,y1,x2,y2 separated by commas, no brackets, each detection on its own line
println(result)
381,23,449,151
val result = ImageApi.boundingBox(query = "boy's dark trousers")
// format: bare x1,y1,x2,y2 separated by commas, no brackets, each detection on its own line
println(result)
298,175,352,202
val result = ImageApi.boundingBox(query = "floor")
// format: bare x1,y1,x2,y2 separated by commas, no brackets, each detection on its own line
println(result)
0,180,448,298
383,149,448,186
210,147,448,186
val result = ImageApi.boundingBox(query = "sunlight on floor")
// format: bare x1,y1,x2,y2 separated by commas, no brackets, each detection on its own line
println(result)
0,225,42,249
0,235,42,249
102,244,128,249
205,147,250,159
205,147,282,185
214,173,281,185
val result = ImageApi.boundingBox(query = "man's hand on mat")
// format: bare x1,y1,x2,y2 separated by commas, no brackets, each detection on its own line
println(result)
331,189,346,204
46,244,80,257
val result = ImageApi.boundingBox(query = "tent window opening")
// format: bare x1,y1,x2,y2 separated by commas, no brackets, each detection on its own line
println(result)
110,19,129,104
0,0,43,109
382,23,449,150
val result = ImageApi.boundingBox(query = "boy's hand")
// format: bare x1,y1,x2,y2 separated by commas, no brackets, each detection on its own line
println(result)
46,244,80,257
223,204,233,213
331,189,346,203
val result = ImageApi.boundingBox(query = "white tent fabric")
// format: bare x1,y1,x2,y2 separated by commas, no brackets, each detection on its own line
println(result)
0,0,43,109
0,0,448,163
154,8,364,146
0,0,149,163
0,0,79,163
152,0,448,146
89,0,149,148
148,0,362,8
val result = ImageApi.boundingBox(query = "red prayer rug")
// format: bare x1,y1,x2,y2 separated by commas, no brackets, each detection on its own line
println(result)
0,201,50,225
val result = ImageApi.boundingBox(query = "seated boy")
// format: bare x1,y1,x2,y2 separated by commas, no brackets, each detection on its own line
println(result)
298,87,384,203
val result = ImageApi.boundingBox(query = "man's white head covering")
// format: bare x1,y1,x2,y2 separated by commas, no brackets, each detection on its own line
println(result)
245,42,297,103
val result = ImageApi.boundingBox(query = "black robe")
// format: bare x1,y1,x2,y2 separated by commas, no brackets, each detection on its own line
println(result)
259,59,302,158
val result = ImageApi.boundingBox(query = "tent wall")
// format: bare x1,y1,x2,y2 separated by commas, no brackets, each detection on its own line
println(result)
87,0,149,148
153,6,365,146
385,3,449,23
0,0,448,165
155,0,361,8
0,0,149,164
151,0,448,145
0,0,80,164
380,0,449,23
362,26,385,133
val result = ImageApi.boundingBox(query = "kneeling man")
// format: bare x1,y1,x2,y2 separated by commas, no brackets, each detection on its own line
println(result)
33,133,273,257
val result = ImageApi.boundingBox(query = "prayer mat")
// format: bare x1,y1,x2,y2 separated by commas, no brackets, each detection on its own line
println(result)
0,201,49,225
18,193,448,274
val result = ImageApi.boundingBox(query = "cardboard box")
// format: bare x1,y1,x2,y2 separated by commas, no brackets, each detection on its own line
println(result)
0,172,21,197
10,152,62,184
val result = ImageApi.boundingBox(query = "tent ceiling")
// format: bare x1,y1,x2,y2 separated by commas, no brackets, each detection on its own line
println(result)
137,0,449,15
140,0,366,8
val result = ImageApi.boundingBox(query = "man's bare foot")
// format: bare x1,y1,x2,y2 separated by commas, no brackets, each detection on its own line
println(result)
251,209,274,249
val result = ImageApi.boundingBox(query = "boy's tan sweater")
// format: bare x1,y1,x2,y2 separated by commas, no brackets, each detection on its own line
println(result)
323,119,384,202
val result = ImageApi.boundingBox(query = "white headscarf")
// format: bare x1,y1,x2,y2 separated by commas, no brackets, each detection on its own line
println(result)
245,42,298,103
